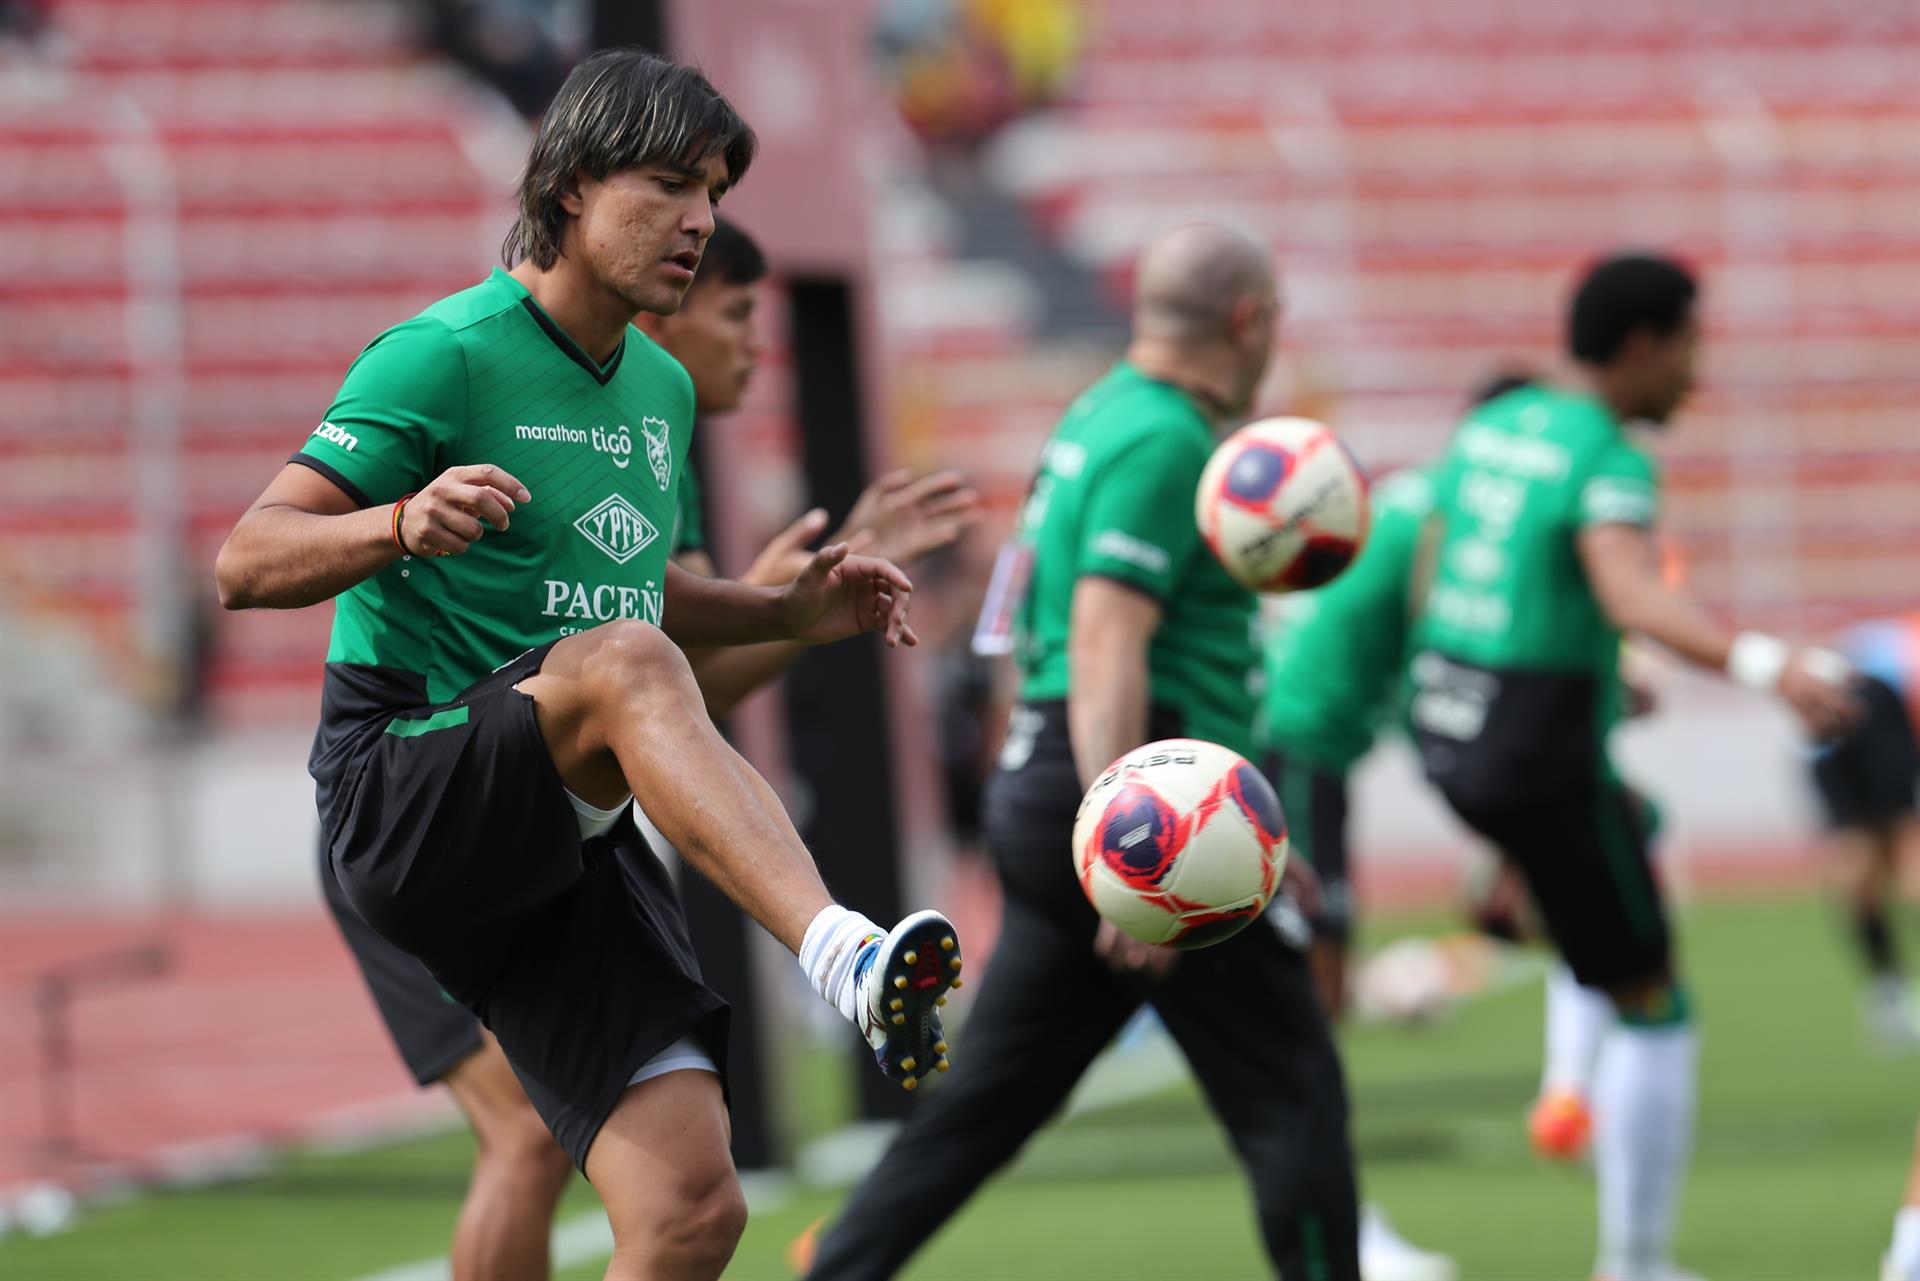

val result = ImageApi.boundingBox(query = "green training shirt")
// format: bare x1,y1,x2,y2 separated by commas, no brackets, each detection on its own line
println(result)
1260,467,1433,771
1012,362,1258,759
293,268,695,725
671,463,705,557
1412,385,1660,724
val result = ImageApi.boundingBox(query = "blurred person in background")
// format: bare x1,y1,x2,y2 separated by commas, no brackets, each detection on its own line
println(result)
316,215,976,1281
800,222,1362,1281
217,51,965,1281
1805,613,1920,1049
1406,252,1860,1281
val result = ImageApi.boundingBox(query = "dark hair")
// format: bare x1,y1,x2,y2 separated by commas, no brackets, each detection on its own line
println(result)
1468,366,1539,408
503,50,758,270
1568,252,1698,365
693,218,768,291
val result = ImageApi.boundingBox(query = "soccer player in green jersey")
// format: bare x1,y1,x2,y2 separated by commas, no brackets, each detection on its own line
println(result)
312,213,977,1280
1407,253,1858,1281
802,224,1361,1281
219,53,965,1281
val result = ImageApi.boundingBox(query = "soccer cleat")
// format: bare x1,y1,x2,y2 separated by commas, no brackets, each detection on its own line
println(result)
1359,1203,1457,1281
1528,1087,1593,1162
854,908,961,1087
787,1218,824,1275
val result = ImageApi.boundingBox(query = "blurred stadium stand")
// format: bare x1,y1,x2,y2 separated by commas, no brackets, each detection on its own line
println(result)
954,0,1920,633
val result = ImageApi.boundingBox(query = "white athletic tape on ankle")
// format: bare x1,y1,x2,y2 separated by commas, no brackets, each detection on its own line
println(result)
800,904,883,1024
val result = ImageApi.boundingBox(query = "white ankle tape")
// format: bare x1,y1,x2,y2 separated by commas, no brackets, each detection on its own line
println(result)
799,904,883,1024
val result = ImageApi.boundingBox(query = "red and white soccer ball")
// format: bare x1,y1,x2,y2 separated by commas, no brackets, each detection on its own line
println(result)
1195,416,1370,593
1072,739,1288,949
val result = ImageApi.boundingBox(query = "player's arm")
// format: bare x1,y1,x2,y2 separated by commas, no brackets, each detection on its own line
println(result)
1067,579,1160,791
679,471,979,717
661,548,917,649
1069,576,1177,976
217,316,526,611
1578,521,1857,737
215,462,525,610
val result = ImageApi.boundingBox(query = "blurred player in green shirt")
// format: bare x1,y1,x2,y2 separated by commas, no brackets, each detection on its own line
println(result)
1407,254,1857,1281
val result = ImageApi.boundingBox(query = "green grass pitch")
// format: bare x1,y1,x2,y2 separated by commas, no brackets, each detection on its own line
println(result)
2,893,1911,1280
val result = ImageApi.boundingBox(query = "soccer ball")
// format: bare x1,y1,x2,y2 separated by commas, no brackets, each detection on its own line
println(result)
1195,416,1370,592
1071,739,1288,949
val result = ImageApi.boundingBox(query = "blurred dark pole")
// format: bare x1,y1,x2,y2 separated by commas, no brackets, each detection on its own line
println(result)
592,0,667,52
781,277,912,1122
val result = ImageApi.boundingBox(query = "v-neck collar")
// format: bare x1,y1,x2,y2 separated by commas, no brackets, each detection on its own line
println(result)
494,268,625,386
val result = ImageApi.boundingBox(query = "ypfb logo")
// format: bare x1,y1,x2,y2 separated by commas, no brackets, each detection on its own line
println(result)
640,417,671,492
574,493,658,565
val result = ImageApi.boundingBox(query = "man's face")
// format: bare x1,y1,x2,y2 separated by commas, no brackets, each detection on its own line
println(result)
567,151,730,316
652,277,761,414
1636,310,1701,425
1230,284,1283,415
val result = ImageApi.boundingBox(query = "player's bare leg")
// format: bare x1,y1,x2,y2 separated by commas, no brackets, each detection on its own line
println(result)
1830,823,1919,1047
517,620,958,1084
442,1034,574,1281
585,1070,745,1281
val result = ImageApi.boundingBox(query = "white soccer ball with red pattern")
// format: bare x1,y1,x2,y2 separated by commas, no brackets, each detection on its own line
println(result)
1071,739,1288,949
1195,416,1370,593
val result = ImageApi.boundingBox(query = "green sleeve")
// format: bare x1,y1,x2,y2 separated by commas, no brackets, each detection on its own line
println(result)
671,465,706,556
1577,438,1660,529
290,316,468,508
1077,428,1206,601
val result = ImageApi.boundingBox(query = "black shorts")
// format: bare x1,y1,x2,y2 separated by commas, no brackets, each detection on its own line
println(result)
320,837,481,1086
1811,676,1919,831
1263,751,1352,940
1411,652,1670,989
318,642,728,1170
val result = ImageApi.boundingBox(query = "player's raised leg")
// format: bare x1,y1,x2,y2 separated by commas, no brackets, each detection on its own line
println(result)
515,617,956,1085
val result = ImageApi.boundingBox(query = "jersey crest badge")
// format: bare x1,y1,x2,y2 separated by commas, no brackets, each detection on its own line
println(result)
641,417,672,492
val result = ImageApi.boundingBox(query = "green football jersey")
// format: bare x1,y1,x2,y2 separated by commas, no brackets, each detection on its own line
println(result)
1413,384,1659,721
671,462,705,557
1012,362,1258,759
293,268,696,721
1260,467,1433,771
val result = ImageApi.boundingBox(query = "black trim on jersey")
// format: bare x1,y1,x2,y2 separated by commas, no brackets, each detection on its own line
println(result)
521,298,624,386
288,452,374,510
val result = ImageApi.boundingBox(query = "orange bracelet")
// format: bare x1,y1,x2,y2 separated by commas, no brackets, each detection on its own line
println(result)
392,492,419,557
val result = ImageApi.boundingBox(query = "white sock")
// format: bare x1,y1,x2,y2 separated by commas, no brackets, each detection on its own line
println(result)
1593,1021,1698,1281
1890,1207,1920,1281
1542,964,1613,1096
799,904,884,1025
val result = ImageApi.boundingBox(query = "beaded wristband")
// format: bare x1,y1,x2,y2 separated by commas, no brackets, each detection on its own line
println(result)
392,492,420,557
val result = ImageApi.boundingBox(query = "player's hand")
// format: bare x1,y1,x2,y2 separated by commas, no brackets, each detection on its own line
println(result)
835,469,980,567
741,508,830,588
779,542,918,648
1093,919,1179,980
400,464,530,557
1279,855,1323,921
1778,650,1862,742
